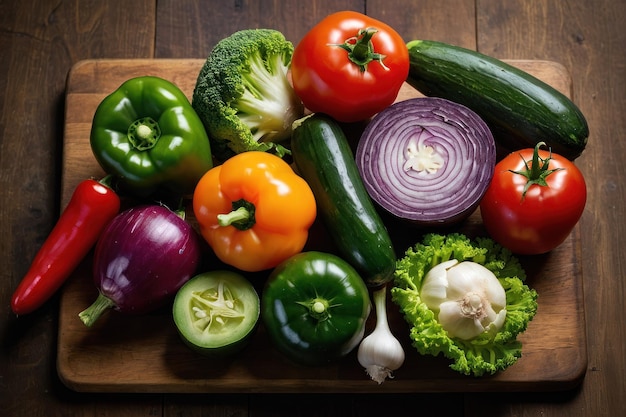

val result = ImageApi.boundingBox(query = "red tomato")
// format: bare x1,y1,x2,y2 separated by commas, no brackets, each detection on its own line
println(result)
479,143,587,255
290,11,409,123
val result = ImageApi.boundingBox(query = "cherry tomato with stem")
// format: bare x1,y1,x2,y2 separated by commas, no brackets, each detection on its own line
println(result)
290,10,409,123
479,142,586,255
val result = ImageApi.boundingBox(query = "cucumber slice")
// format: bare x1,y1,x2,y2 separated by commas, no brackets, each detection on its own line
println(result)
172,270,260,356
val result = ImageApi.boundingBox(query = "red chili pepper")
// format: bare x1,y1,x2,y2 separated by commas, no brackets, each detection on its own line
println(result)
11,177,121,315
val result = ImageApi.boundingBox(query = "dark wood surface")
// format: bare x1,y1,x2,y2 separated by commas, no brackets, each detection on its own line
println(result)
1,1,623,416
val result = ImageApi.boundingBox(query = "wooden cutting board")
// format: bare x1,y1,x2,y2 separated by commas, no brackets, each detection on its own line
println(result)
57,59,587,393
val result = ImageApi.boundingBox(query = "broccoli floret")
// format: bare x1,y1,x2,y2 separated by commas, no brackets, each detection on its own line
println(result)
192,29,305,162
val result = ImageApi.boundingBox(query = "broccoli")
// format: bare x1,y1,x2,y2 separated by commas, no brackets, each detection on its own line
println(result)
192,29,305,162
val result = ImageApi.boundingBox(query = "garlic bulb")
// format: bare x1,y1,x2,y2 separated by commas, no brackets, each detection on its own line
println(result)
421,259,506,340
358,286,405,384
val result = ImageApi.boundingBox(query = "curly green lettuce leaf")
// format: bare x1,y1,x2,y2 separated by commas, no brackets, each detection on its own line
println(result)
391,233,538,376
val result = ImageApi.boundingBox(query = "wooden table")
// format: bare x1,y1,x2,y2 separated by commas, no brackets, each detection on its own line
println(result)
1,1,624,416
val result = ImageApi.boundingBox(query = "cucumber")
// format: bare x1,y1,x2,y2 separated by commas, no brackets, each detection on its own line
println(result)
291,114,396,288
172,270,259,357
406,40,588,160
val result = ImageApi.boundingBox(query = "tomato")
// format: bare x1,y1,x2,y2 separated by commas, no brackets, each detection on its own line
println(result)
479,143,586,255
290,11,409,123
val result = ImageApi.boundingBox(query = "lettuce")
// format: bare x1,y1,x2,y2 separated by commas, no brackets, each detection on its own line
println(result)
391,233,538,376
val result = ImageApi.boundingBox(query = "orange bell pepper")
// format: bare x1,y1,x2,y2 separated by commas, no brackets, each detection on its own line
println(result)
193,151,317,272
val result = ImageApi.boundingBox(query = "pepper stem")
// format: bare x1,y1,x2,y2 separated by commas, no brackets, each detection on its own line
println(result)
328,27,388,72
218,206,249,226
217,199,256,231
136,124,152,138
127,116,161,151
98,174,116,190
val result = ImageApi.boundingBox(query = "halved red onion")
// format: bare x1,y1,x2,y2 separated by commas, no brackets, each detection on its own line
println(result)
356,97,495,226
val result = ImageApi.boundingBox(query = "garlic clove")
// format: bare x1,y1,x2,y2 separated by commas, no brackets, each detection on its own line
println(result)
421,259,458,308
438,300,486,340
445,262,486,300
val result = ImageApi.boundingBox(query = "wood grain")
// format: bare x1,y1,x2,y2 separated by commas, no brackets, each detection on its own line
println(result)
0,2,160,416
56,59,586,394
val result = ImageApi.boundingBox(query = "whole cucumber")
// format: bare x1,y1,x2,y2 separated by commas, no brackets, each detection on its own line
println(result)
406,40,588,160
291,114,396,288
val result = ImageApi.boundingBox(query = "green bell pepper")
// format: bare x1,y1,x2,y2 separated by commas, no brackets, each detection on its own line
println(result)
90,76,213,197
261,251,371,366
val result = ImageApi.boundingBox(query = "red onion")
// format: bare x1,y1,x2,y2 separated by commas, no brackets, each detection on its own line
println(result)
79,204,201,327
356,97,496,226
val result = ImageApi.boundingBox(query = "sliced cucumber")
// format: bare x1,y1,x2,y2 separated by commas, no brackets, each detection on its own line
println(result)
172,270,260,356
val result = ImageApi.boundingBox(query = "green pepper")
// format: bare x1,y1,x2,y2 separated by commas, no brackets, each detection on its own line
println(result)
261,251,371,366
90,76,213,197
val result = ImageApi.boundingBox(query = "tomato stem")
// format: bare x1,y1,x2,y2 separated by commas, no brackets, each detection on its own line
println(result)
297,298,330,322
510,141,563,199
329,27,388,72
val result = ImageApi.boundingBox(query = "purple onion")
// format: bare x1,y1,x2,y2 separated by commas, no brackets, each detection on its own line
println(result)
79,204,201,327
356,97,496,226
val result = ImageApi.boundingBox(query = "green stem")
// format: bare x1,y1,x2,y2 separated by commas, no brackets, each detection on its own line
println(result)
171,198,186,221
372,286,390,332
78,292,115,327
298,298,330,322
217,199,256,231
329,27,388,72
218,206,250,226
510,141,563,200
127,116,161,151
98,174,116,190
